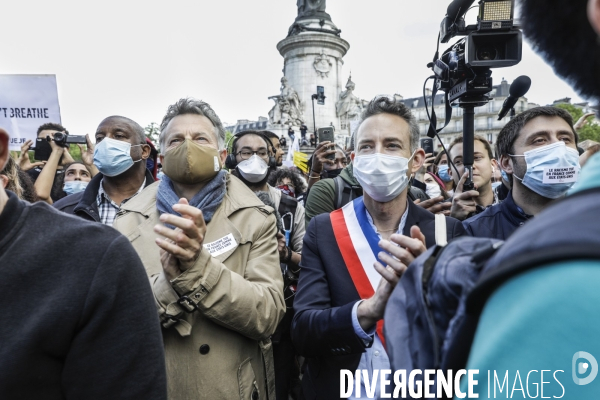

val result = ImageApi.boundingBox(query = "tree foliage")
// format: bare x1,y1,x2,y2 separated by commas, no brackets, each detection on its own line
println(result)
555,103,600,143
145,122,160,151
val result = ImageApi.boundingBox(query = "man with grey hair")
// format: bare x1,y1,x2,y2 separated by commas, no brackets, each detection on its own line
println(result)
291,96,464,398
113,98,285,400
54,115,154,225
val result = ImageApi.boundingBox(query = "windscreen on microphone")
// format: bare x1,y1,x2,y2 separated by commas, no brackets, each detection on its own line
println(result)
446,0,476,22
509,76,532,98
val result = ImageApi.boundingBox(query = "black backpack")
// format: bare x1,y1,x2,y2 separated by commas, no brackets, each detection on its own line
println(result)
385,236,503,394
443,187,600,374
333,176,363,209
385,187,600,398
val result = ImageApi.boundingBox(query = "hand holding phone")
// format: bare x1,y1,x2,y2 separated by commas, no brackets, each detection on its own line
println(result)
317,128,335,160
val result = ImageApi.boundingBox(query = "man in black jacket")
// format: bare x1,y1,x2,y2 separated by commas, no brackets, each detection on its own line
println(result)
291,97,465,399
463,106,580,240
0,127,167,399
53,116,153,225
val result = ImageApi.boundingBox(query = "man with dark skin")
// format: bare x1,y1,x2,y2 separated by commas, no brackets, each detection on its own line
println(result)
93,117,151,207
54,116,153,225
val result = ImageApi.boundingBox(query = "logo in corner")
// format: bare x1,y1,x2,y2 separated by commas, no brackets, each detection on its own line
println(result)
573,351,598,385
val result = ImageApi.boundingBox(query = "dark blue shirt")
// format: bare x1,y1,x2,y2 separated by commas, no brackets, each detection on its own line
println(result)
462,190,532,240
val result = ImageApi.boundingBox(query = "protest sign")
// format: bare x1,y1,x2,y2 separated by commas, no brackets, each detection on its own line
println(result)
0,74,61,151
543,166,579,184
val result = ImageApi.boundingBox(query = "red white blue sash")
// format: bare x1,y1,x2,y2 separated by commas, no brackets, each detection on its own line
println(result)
330,197,386,347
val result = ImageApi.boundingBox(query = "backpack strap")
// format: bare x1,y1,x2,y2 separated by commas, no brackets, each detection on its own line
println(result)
277,194,299,238
334,176,344,210
434,214,448,247
334,175,364,210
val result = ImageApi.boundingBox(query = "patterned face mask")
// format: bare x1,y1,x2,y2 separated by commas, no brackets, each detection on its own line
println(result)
277,184,295,197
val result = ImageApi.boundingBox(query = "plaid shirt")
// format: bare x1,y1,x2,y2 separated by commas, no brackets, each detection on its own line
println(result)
97,179,145,226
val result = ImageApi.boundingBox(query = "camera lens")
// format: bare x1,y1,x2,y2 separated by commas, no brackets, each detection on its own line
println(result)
476,46,498,61
53,132,68,147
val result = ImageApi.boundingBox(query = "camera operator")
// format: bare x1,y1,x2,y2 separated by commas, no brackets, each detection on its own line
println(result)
21,123,98,203
446,135,499,220
20,123,69,203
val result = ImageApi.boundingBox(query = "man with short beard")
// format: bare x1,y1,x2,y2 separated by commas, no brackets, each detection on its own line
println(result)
229,130,304,272
462,107,580,240
228,130,306,400
113,98,285,400
291,97,464,399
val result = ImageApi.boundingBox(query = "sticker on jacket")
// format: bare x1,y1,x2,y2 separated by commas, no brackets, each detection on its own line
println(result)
204,233,238,257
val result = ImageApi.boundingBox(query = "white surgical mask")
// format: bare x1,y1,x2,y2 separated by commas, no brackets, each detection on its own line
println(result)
63,181,88,195
426,183,442,199
353,152,415,202
509,141,580,199
237,154,269,183
93,137,143,177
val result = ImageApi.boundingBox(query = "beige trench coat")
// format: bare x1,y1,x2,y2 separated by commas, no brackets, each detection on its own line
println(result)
113,174,285,400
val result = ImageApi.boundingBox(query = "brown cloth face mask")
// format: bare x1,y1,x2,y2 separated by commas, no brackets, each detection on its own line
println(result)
162,139,222,184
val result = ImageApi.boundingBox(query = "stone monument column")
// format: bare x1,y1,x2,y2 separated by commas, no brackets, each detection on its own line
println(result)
273,1,350,135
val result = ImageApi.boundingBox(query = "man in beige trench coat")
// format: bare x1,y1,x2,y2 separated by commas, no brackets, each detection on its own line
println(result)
114,98,285,400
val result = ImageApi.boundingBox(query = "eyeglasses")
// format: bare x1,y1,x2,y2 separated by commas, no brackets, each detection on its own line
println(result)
236,149,269,160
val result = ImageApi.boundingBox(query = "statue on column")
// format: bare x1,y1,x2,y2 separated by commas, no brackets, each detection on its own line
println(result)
268,77,305,127
297,0,326,17
336,74,363,130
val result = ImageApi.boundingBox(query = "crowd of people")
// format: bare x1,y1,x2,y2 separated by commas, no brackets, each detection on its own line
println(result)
2,0,600,399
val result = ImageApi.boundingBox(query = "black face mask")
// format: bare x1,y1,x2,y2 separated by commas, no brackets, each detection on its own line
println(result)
322,168,343,179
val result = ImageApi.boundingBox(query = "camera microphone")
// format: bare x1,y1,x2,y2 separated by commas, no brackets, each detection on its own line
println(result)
447,0,475,22
497,75,532,120
441,0,475,42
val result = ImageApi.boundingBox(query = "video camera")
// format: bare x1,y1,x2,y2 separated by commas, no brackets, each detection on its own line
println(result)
433,0,522,104
426,0,523,190
52,132,87,148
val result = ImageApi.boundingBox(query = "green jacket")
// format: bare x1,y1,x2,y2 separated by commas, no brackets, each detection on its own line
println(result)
304,163,360,226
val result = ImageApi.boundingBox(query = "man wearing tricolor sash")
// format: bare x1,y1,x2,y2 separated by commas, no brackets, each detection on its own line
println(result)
292,96,465,399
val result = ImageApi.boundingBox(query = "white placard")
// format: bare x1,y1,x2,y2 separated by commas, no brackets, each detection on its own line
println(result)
542,166,579,184
0,75,62,150
203,233,238,257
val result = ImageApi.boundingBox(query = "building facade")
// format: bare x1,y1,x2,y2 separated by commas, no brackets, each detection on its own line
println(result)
224,117,269,135
401,79,538,151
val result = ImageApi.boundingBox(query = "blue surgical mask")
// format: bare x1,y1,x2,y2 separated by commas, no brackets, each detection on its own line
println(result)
492,181,502,190
437,164,452,182
63,181,88,195
93,137,143,177
500,169,509,182
510,141,580,199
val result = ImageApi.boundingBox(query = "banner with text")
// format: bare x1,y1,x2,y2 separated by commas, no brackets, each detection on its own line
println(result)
0,74,62,151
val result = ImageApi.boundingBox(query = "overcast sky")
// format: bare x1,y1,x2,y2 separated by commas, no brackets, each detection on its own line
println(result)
3,0,583,136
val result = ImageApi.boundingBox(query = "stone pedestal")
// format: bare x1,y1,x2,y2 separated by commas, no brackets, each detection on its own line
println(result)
276,18,350,135
269,126,291,142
